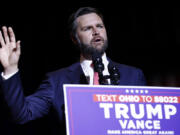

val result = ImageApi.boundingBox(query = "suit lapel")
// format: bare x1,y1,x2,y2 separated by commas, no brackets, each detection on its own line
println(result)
66,63,88,84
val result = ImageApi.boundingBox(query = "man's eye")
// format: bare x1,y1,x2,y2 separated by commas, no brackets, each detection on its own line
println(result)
97,25,104,28
84,27,91,31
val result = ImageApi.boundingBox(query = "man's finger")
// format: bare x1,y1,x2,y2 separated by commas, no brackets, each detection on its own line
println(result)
16,40,21,55
2,26,10,44
8,27,16,42
0,31,5,47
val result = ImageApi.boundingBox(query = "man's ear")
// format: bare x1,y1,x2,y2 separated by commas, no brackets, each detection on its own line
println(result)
71,36,78,45
70,32,77,44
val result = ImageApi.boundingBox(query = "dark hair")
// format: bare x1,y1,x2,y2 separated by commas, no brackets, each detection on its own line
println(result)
68,7,104,40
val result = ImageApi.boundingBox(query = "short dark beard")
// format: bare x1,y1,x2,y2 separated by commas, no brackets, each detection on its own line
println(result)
80,40,108,59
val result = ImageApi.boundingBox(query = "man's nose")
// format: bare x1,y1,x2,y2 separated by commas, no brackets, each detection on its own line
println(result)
92,28,100,36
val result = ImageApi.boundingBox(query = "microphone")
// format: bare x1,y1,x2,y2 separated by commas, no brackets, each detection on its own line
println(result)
92,53,108,85
108,63,120,85
92,52,120,85
92,53,104,73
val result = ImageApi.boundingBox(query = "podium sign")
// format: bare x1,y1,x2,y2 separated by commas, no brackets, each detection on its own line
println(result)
63,85,180,135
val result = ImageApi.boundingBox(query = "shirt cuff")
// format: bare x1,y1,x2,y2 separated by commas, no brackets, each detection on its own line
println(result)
1,70,19,80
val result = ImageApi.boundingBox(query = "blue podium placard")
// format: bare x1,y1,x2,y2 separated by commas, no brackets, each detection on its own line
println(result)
63,85,180,135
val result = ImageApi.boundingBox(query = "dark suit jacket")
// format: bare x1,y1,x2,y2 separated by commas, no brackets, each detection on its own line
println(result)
0,60,146,134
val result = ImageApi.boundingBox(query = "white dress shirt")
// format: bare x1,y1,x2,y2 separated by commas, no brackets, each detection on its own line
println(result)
80,53,110,85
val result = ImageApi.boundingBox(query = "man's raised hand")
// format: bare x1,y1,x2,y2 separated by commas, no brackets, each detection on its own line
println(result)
0,26,21,75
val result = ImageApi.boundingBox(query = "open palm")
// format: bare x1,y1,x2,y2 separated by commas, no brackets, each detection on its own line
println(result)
0,26,21,74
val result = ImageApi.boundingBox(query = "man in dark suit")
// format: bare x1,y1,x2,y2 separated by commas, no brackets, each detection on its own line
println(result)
0,7,146,134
